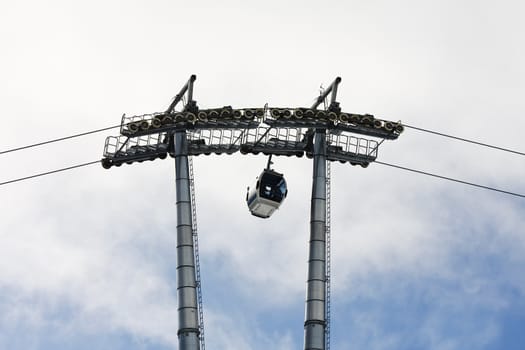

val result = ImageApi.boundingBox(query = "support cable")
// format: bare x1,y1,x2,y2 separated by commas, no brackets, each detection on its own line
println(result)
375,160,525,199
0,125,120,155
403,124,525,157
1,122,524,159
0,160,100,186
1,159,525,200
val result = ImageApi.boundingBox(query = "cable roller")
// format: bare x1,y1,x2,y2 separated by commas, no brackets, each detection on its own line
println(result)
197,111,208,122
151,117,162,128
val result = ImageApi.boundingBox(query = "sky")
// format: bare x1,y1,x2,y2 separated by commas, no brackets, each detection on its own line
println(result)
1,0,524,349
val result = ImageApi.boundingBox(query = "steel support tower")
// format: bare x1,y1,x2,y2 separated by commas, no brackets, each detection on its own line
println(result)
304,78,340,350
304,129,328,350
174,130,201,349
101,75,403,350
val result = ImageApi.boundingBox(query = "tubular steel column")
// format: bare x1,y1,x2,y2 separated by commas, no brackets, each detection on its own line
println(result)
304,130,327,350
174,130,201,350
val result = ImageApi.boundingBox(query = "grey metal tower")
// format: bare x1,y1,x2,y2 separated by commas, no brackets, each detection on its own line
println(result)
304,78,340,350
101,75,403,350
304,129,328,350
174,130,200,349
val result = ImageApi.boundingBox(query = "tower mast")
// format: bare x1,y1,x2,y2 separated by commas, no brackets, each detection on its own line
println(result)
174,130,201,350
304,77,341,350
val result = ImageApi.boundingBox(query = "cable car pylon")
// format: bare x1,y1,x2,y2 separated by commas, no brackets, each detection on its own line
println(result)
100,75,403,350
174,130,201,350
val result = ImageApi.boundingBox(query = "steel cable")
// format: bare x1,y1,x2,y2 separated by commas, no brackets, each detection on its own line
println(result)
375,161,525,199
403,124,525,156
0,160,101,186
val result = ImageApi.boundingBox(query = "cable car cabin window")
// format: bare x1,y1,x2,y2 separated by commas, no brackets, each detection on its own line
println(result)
259,172,287,202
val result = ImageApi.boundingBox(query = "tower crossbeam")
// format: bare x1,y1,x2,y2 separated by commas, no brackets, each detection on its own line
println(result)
102,126,379,169
117,107,403,140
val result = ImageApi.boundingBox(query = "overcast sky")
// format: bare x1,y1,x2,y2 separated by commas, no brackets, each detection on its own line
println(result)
1,1,525,349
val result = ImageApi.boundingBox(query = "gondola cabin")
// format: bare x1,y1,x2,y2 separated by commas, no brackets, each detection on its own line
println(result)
246,169,288,218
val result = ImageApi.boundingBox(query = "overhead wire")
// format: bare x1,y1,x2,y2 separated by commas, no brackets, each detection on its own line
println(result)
0,160,101,186
0,119,523,197
1,156,524,200
403,123,525,157
1,120,523,159
375,160,525,199
0,125,121,155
